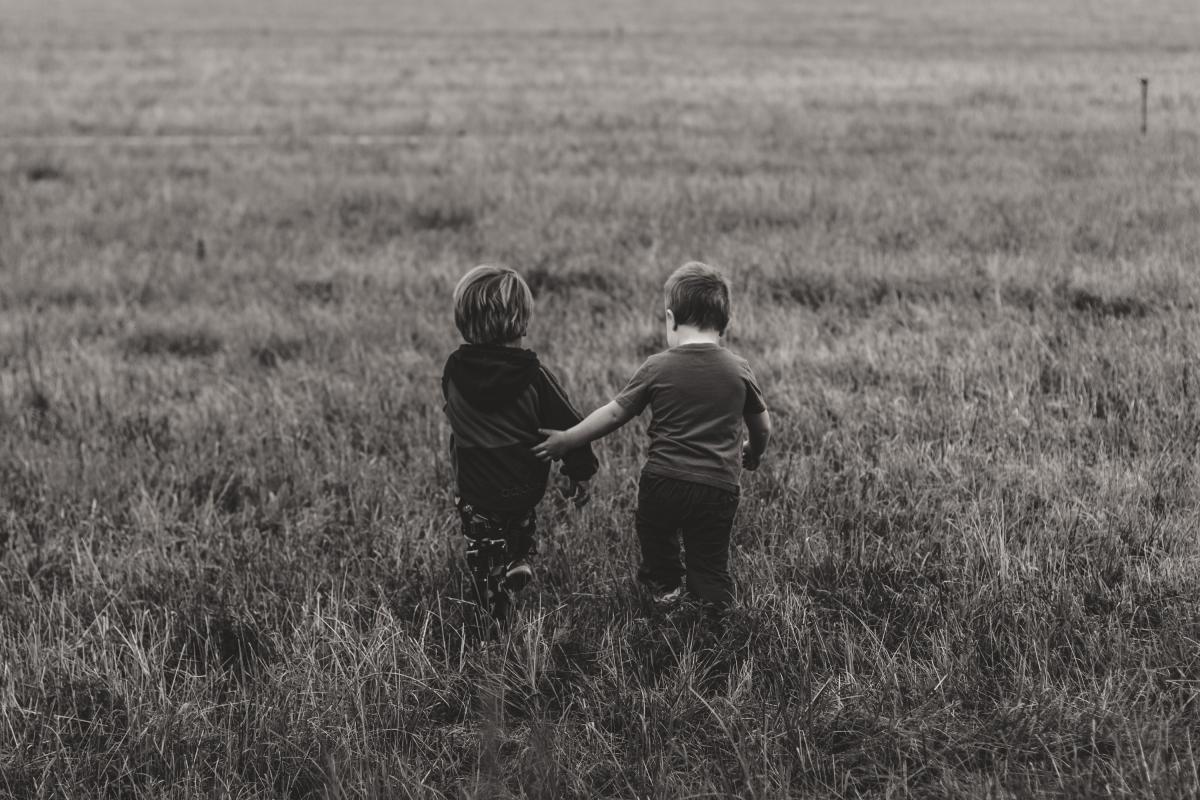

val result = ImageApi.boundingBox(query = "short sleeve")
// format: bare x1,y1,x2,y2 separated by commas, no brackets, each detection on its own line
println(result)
613,358,656,416
741,361,767,415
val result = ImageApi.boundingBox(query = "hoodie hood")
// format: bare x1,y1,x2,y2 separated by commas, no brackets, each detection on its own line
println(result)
443,344,542,411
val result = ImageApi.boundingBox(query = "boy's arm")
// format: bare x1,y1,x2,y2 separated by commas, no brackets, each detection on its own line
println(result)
534,365,600,480
742,409,771,470
533,401,636,462
535,356,652,463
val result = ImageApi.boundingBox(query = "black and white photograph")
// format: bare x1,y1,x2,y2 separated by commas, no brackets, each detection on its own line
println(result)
3,0,1200,796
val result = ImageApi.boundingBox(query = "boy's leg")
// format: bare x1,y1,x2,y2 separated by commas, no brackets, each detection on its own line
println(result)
635,474,685,594
502,509,537,591
680,486,739,611
459,502,503,609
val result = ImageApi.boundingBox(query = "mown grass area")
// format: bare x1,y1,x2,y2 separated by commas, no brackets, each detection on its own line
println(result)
3,0,1200,797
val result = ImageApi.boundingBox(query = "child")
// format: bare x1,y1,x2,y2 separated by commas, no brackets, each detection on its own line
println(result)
533,262,770,613
442,265,597,614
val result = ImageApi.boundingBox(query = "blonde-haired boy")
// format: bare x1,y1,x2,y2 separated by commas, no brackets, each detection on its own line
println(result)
443,265,597,616
535,262,770,613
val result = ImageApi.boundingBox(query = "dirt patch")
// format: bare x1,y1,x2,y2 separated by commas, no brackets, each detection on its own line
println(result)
294,278,341,304
123,325,223,359
251,335,306,368
1059,287,1153,320
24,161,67,183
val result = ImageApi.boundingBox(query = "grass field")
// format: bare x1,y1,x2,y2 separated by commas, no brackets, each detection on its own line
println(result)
3,0,1200,797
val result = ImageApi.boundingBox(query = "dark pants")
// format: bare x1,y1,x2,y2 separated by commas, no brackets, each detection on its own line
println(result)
457,501,537,561
456,501,537,613
635,473,740,610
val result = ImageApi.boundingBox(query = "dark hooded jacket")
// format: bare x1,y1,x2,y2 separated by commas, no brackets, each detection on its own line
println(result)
442,344,599,514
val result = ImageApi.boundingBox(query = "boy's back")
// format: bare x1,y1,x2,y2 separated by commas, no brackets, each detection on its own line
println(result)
615,342,765,492
443,343,596,515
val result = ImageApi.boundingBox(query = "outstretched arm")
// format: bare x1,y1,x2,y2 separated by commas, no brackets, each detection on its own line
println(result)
742,409,771,470
535,365,599,483
533,400,636,461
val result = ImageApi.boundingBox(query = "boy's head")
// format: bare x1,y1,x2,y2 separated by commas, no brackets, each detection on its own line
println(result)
664,261,730,335
453,265,534,345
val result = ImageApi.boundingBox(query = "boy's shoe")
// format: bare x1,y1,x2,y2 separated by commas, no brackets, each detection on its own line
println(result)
653,586,683,607
503,560,534,592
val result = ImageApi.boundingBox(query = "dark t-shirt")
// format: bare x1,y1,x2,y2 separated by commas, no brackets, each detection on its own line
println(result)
613,343,767,492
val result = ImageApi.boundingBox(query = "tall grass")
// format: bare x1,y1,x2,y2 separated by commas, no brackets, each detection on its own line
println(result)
3,0,1200,797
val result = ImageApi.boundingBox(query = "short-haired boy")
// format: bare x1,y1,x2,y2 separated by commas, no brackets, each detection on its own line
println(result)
534,262,770,612
443,265,598,616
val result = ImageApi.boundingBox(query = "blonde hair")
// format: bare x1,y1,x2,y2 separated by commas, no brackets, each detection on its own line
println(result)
453,265,534,344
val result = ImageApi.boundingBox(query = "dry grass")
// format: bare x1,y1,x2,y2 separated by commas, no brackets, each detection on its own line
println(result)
3,0,1200,797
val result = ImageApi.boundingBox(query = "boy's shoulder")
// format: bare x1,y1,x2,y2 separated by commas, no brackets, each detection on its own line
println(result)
628,346,753,394
532,356,566,388
716,345,757,372
654,344,752,369
631,348,675,377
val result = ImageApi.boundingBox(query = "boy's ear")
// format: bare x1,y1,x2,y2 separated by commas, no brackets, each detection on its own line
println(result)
665,308,676,331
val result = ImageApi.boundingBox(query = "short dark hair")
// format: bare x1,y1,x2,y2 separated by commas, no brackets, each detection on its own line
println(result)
453,265,533,344
664,262,730,335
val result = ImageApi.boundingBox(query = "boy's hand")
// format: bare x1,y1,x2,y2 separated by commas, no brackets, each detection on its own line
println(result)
741,440,761,471
532,428,572,462
556,476,591,509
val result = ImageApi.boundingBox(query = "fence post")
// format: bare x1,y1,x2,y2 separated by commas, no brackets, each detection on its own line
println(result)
1140,77,1149,135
